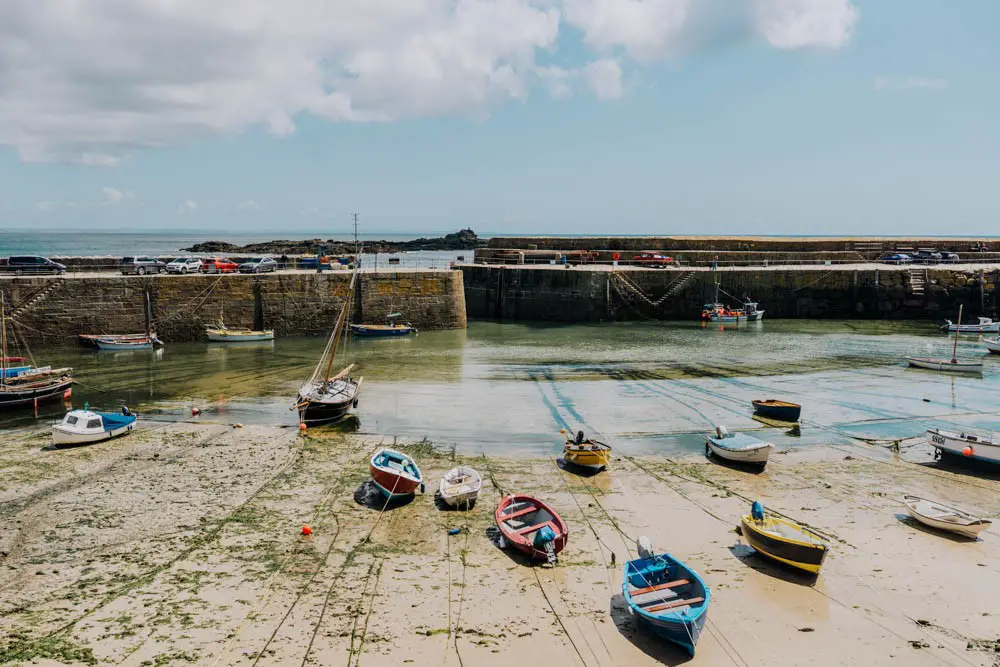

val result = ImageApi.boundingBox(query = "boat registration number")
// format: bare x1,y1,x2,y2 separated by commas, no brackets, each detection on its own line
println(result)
930,435,945,445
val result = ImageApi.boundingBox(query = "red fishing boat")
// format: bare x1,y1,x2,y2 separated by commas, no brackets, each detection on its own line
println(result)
495,494,569,563
369,448,424,499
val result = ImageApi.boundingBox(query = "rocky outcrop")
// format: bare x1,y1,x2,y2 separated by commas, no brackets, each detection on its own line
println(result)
182,229,481,255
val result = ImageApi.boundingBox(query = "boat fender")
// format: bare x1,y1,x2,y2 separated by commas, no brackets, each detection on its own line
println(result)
420,482,426,494
448,528,461,536
715,425,729,439
352,398,359,409
533,525,557,549
636,535,655,560
751,501,765,521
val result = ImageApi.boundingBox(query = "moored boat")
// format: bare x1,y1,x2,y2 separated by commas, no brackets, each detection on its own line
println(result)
563,430,612,471
927,428,1000,465
706,426,774,466
52,406,137,446
1,294,73,410
942,316,999,333
495,494,568,563
79,333,161,348
906,356,983,374
752,399,801,422
349,313,416,337
984,337,1000,354
743,300,765,322
622,537,710,657
205,325,274,342
903,494,991,539
740,501,829,574
95,336,160,351
369,448,424,499
438,466,482,508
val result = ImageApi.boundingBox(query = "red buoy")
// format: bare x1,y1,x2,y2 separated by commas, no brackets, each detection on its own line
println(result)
191,407,200,416
299,423,307,432
962,446,974,457
301,525,313,536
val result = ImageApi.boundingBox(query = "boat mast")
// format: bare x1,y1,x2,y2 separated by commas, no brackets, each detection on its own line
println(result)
952,304,963,363
1,291,6,388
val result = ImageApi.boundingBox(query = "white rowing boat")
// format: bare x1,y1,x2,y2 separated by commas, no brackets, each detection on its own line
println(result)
903,494,991,539
705,426,774,466
984,337,1000,354
906,357,984,373
927,428,1000,465
438,466,482,508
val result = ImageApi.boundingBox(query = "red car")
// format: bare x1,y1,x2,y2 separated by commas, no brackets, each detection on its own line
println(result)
200,257,238,274
632,252,675,267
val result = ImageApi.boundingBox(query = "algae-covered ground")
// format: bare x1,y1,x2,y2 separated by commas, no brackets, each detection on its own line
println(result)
1,421,999,667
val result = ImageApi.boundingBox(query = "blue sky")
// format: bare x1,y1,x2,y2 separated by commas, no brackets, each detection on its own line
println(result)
0,0,997,236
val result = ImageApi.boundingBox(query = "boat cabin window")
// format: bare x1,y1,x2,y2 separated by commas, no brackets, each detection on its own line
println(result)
65,415,78,425
87,418,102,429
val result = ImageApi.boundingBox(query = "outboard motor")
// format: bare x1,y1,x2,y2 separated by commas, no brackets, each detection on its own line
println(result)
575,430,585,445
534,525,558,564
636,535,655,560
121,405,131,416
715,425,729,439
751,500,765,521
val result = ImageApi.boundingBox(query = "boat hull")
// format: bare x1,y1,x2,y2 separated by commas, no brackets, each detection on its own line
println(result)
0,378,73,409
206,330,274,342
752,401,801,422
906,357,983,373
349,324,415,337
296,378,361,426
563,442,612,470
623,553,710,657
495,494,569,561
438,466,482,507
927,428,1000,465
985,338,1000,354
740,515,828,574
706,438,773,465
904,498,991,539
370,464,421,498
52,421,134,446
95,340,153,351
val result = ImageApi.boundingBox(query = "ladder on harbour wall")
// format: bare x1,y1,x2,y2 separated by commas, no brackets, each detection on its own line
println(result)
610,270,697,314
907,268,928,296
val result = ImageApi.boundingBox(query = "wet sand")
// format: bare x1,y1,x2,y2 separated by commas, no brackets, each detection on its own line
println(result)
1,422,998,667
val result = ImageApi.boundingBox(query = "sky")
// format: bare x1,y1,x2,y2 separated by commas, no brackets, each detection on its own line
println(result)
0,0,997,236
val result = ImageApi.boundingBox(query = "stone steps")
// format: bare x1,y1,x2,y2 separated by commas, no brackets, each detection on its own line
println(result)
907,268,927,295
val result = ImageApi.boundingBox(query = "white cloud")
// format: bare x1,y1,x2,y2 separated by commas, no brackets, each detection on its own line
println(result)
755,0,858,50
0,0,859,163
177,200,198,215
103,187,125,205
874,77,949,92
584,59,624,100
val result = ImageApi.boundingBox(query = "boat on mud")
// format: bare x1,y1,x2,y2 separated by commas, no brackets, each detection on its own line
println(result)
927,428,1000,465
369,448,424,499
705,426,774,467
563,430,612,471
495,494,568,563
438,466,482,508
752,399,801,422
740,501,829,574
52,406,137,446
903,494,991,539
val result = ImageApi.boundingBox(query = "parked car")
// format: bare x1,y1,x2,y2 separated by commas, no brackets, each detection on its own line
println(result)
120,256,166,275
880,253,912,264
632,252,675,267
165,257,203,274
911,250,943,264
200,257,238,274
1,255,67,275
941,251,960,263
238,257,278,273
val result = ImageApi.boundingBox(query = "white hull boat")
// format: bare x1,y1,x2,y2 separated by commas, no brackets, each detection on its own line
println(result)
927,428,1000,465
438,466,482,508
52,407,137,446
705,426,774,466
903,494,991,539
943,317,999,334
206,327,275,342
906,357,983,374
984,337,1000,354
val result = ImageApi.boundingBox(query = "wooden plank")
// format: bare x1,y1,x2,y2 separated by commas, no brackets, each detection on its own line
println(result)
645,597,704,614
629,579,690,598
516,520,556,536
500,505,538,522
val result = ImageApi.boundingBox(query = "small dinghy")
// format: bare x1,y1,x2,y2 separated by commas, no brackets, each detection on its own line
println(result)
369,448,424,499
52,405,136,446
751,399,801,422
910,305,985,374
438,466,482,509
563,430,612,471
903,495,991,539
740,501,828,574
622,536,710,657
985,337,1000,354
95,336,160,351
927,428,1000,465
206,325,274,342
495,494,568,563
942,316,999,334
706,426,774,467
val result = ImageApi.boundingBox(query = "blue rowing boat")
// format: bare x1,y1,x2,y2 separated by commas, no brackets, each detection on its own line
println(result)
622,540,710,656
349,313,416,337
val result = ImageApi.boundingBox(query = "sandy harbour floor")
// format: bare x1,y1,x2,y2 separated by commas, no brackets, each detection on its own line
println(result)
1,421,998,667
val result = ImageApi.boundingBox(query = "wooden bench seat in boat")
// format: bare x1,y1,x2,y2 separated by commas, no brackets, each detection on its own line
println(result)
645,596,705,614
501,505,539,522
516,520,557,536
629,579,690,597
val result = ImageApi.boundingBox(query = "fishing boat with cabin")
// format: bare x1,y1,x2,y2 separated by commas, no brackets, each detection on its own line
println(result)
903,495,992,539
495,494,568,563
52,405,137,446
622,536,710,657
369,448,424,499
907,305,984,374
705,426,774,467
438,466,482,508
751,399,801,422
926,428,1000,465
740,501,829,574
563,430,612,471
942,316,999,334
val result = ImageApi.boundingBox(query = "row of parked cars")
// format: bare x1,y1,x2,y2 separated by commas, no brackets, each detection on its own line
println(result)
121,256,280,274
879,250,961,265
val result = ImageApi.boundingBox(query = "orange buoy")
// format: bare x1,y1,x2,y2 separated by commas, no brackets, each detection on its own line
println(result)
191,407,200,416
62,388,73,400
962,446,974,457
299,423,307,432
301,525,313,536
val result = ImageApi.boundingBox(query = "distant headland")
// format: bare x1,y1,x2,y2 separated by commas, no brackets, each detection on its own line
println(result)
181,228,480,255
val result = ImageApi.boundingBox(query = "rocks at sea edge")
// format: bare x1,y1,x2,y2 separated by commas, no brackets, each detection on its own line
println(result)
181,229,481,255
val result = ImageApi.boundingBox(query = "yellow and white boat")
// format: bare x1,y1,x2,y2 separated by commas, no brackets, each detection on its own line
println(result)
563,431,612,471
740,502,829,574
206,325,274,342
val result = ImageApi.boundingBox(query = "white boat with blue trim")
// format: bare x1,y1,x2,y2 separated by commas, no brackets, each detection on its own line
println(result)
52,406,137,446
927,428,1000,465
706,426,774,466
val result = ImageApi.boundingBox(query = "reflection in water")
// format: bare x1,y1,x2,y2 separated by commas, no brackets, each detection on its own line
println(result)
6,320,1000,456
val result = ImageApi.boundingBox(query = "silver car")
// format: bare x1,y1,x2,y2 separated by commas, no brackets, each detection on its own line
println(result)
166,257,203,274
238,257,278,273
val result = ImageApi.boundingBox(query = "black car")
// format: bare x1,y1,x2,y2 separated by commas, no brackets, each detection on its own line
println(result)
911,250,943,264
941,251,960,263
2,255,67,275
120,256,167,275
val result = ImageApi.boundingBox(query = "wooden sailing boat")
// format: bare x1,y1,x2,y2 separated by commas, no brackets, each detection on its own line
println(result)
907,304,984,373
293,260,362,425
0,291,74,410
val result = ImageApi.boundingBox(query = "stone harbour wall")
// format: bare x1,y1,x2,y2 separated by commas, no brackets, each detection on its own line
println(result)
1,271,466,344
461,265,1000,322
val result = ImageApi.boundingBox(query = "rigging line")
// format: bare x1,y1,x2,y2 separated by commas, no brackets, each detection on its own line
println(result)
550,459,614,593
346,559,384,667
530,569,593,667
